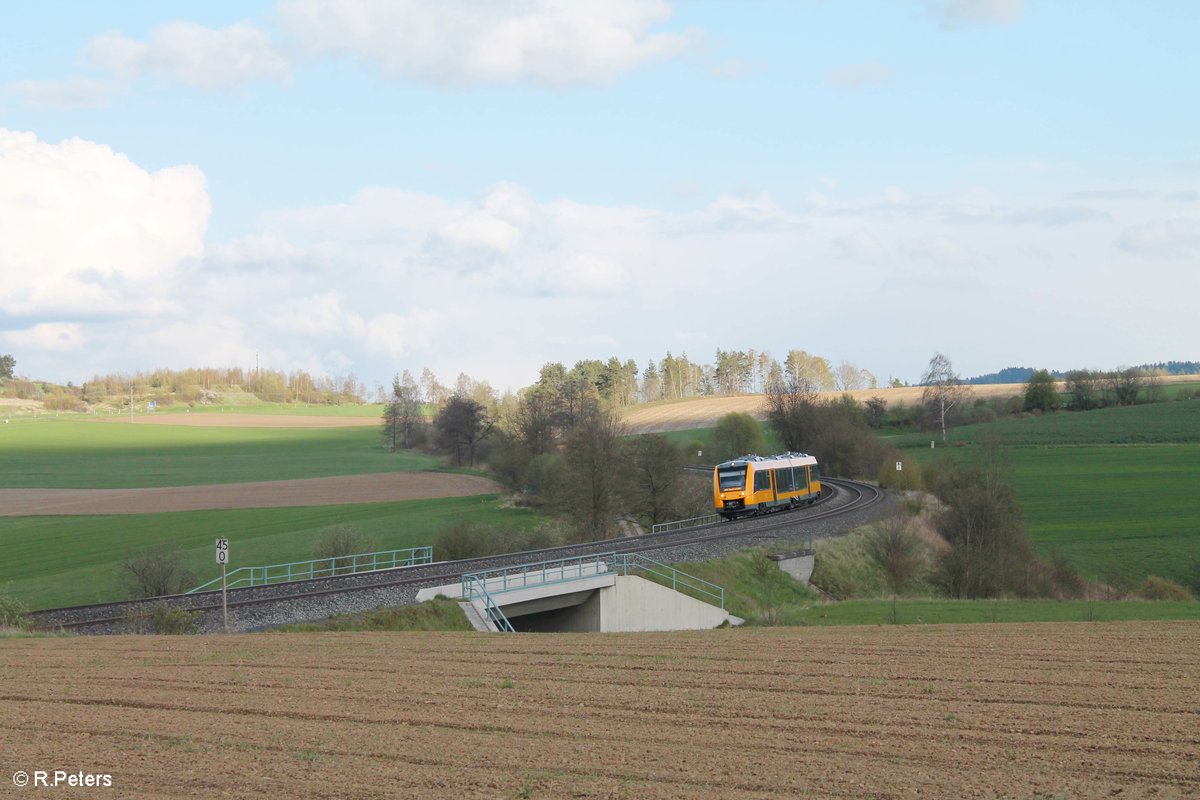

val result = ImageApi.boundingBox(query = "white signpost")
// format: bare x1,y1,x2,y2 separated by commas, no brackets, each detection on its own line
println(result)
896,461,903,471
215,538,229,633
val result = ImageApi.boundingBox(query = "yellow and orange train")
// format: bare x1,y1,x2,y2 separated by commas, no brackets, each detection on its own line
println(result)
712,452,821,519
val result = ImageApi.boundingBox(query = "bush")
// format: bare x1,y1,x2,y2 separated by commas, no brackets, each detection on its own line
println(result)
434,521,563,561
810,530,889,600
119,546,196,599
0,590,29,630
712,413,765,460
312,525,378,576
878,452,922,491
864,514,929,595
122,601,200,634
1140,575,1192,602
1186,555,1200,597
1047,552,1087,599
43,394,84,412
929,445,1036,599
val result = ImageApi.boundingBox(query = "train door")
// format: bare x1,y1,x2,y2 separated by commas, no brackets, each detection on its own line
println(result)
752,468,772,512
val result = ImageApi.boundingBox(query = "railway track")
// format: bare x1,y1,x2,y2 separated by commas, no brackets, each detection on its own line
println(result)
29,478,886,633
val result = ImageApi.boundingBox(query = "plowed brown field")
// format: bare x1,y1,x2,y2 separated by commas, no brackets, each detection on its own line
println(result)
0,473,500,516
2,622,1196,798
88,413,381,428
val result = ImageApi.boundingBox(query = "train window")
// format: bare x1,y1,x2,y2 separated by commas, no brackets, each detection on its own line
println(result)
754,471,771,492
717,468,746,491
777,469,794,492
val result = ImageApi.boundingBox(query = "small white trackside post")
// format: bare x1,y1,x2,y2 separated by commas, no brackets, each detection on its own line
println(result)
216,538,230,633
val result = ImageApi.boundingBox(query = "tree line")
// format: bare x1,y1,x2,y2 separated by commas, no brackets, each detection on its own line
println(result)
0,364,369,409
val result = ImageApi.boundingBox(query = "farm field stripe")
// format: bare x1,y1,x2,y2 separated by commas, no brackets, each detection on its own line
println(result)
0,472,499,515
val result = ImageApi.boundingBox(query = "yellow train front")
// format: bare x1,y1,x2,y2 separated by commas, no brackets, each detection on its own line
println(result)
713,453,820,519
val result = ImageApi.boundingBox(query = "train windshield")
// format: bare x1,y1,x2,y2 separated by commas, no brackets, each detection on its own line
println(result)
717,468,746,491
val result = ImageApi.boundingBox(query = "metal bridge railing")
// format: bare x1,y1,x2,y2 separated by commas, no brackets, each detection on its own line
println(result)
460,574,515,632
651,513,720,534
459,554,611,600
185,546,434,595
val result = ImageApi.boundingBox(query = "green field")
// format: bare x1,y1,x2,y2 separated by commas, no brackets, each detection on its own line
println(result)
0,417,438,488
1006,445,1200,584
658,426,786,459
891,402,1200,584
885,399,1200,447
1,495,539,610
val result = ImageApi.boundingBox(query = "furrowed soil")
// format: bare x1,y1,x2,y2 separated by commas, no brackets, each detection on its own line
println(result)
87,413,381,428
2,622,1196,799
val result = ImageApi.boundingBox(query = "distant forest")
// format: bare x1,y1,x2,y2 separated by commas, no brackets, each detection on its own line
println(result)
965,361,1200,385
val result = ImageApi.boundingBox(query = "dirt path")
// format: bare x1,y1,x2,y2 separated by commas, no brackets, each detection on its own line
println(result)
0,621,1196,798
0,473,500,516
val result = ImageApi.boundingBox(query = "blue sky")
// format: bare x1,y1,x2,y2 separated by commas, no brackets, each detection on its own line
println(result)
2,0,1197,394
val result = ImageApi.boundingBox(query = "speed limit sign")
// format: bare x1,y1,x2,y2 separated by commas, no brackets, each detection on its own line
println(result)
215,538,229,565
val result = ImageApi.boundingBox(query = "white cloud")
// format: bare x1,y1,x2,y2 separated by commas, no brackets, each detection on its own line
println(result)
9,132,1193,394
207,232,307,270
86,22,289,88
900,235,974,267
2,322,85,352
924,0,1023,29
10,78,123,110
277,0,692,85
265,292,346,335
346,310,439,359
1118,218,1200,259
0,129,210,317
548,253,626,296
834,232,888,263
826,61,891,90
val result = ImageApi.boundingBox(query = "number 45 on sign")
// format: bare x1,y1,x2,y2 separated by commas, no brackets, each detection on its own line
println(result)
216,538,229,565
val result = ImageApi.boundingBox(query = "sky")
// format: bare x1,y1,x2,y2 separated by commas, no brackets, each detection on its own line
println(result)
1,0,1198,394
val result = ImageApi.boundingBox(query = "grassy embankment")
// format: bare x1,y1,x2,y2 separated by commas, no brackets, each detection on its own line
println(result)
651,549,1200,627
273,597,475,632
0,416,539,610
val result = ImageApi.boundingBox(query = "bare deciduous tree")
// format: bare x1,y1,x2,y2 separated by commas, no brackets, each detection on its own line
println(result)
921,352,970,443
381,370,424,450
558,408,627,540
435,395,494,466
119,547,196,599
764,370,818,452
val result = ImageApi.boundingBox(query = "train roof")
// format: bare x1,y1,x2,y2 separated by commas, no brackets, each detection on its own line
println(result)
716,452,818,469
